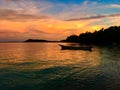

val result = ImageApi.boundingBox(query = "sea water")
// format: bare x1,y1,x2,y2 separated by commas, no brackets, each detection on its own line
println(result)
0,43,120,90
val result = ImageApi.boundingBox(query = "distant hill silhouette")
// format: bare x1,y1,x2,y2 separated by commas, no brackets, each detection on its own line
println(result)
62,26,120,45
25,39,59,42
25,39,48,42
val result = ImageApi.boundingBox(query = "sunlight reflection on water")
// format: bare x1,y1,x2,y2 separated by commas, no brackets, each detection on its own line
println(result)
0,43,120,90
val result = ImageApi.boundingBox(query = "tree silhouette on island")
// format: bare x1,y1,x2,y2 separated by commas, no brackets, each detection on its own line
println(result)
61,26,120,45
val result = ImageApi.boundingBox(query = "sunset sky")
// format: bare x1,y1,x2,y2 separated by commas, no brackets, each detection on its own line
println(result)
0,0,120,41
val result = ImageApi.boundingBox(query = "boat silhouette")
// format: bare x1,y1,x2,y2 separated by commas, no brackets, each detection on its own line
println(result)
59,44,92,51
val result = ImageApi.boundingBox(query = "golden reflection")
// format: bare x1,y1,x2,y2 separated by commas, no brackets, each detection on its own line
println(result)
0,43,101,71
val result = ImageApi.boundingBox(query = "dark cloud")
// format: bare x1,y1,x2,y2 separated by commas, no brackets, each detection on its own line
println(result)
0,9,51,21
66,13,120,21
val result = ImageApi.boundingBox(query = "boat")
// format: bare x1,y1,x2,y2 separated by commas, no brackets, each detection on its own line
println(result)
59,44,92,51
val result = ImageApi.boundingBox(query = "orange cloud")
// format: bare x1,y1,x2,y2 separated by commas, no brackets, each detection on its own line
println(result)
0,16,119,41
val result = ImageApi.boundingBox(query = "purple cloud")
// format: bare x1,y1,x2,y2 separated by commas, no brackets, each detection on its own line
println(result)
66,13,120,21
0,9,51,21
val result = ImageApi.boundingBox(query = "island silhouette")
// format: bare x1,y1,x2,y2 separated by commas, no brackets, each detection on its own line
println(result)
25,39,59,42
25,26,120,45
61,26,120,45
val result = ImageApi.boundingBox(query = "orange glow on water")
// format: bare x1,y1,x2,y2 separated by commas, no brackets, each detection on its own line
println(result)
0,43,100,70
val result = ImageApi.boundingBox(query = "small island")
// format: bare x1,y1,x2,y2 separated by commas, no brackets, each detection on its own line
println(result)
25,39,59,42
25,39,48,42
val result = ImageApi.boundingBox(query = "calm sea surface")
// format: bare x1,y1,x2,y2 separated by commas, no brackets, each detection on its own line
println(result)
0,42,120,90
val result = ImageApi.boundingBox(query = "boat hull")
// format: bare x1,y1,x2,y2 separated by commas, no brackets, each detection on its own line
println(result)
59,44,92,51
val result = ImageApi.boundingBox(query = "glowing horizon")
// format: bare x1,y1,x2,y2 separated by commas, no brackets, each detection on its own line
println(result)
0,0,120,41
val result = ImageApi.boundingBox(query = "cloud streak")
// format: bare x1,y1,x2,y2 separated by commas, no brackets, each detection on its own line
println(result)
0,9,51,21
66,13,120,21
109,4,120,8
